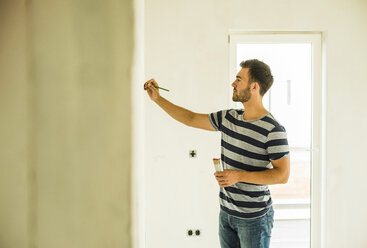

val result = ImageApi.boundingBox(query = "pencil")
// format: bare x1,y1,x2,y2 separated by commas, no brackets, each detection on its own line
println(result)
154,85,170,92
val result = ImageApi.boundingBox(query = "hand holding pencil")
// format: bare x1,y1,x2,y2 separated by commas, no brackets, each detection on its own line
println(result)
144,78,169,102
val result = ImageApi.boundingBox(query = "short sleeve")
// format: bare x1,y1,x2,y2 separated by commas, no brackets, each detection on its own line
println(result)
265,125,290,160
208,110,226,131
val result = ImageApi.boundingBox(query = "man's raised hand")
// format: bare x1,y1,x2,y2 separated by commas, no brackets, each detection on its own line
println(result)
144,78,160,102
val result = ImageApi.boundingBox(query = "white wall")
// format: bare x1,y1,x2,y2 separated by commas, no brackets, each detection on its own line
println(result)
144,0,367,248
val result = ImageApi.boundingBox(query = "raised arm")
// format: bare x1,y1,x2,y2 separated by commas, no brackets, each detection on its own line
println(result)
144,79,215,131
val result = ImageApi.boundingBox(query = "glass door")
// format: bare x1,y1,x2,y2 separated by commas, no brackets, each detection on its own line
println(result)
229,32,324,248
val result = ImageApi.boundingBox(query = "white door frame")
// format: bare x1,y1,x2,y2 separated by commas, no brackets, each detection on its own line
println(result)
228,31,327,248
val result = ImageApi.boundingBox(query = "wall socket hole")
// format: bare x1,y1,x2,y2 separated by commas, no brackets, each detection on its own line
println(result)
189,150,197,158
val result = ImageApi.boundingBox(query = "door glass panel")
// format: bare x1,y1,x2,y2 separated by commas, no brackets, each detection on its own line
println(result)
235,43,312,248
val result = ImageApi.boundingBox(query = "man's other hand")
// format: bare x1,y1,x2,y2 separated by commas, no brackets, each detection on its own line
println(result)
214,170,240,188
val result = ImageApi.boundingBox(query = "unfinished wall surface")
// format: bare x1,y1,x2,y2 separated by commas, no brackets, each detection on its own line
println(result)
0,0,135,247
0,1,29,247
144,0,367,247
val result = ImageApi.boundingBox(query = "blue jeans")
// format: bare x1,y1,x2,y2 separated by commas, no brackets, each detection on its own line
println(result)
219,206,274,248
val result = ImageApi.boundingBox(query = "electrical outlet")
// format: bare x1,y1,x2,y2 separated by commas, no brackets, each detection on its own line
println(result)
187,229,201,237
189,150,197,158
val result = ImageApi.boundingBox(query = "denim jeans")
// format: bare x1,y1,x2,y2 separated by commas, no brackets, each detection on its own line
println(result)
219,206,274,248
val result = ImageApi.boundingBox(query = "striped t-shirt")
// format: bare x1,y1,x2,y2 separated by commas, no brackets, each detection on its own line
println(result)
208,109,290,219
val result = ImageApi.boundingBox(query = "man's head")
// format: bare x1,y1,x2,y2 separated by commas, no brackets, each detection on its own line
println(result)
232,59,274,102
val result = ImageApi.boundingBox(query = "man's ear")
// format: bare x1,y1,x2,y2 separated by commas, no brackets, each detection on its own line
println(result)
252,82,260,92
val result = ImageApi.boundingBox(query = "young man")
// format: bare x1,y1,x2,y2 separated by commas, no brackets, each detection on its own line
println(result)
144,59,290,248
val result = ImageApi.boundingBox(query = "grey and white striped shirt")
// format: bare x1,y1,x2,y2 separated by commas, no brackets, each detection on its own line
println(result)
209,109,290,219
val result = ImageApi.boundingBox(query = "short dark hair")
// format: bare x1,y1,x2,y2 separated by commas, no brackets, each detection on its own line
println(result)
240,59,274,96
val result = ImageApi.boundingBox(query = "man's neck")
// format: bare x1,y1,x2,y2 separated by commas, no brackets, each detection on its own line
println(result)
242,101,268,121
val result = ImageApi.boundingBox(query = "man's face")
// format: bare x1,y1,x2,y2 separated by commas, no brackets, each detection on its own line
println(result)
232,68,252,103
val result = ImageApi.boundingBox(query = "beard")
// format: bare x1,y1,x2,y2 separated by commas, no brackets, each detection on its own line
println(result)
232,85,252,102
